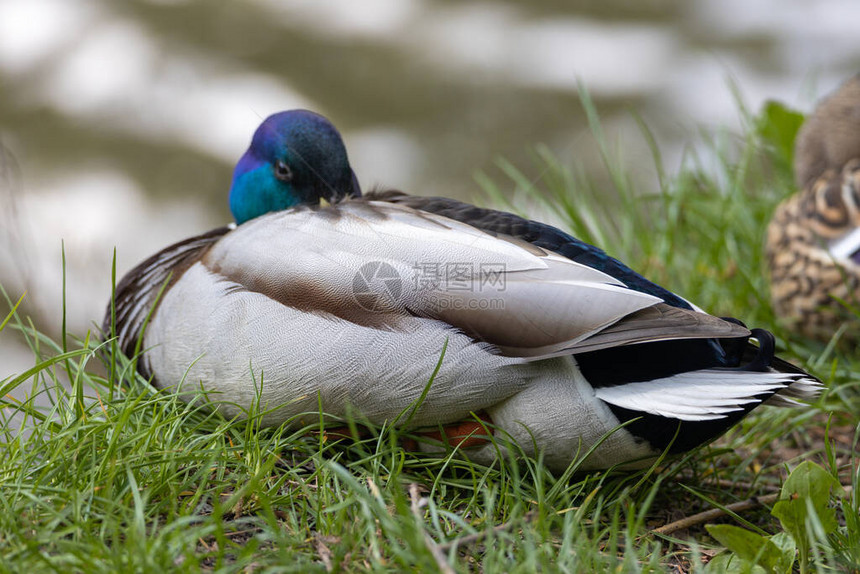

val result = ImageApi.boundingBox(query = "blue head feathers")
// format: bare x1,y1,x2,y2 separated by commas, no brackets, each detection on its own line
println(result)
229,110,361,224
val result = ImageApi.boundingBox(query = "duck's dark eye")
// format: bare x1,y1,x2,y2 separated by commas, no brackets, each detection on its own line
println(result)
274,160,293,182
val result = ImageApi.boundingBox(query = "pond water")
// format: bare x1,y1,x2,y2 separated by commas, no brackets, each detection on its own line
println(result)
1,0,859,378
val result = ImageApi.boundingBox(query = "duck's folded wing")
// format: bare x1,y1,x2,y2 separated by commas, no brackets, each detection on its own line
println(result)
207,201,748,359
367,190,696,310
492,303,749,358
105,226,231,359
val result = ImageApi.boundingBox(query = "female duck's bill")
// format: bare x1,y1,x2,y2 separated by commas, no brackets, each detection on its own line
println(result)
105,110,821,472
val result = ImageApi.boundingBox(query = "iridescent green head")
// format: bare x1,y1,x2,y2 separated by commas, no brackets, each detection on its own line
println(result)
229,110,361,224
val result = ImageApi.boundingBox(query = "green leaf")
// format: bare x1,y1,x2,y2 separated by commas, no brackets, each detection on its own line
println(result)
769,532,798,573
704,552,767,574
773,461,841,538
756,100,805,172
772,497,838,545
781,461,843,508
706,524,788,573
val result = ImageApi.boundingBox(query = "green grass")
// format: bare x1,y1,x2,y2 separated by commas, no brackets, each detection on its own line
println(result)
1,98,858,572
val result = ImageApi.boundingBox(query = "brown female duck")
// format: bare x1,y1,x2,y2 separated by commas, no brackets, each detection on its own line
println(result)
767,76,860,341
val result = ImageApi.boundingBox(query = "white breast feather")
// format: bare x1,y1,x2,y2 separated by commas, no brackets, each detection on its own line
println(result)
828,226,860,261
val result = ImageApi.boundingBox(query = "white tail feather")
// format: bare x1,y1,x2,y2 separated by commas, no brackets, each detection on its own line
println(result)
594,369,819,422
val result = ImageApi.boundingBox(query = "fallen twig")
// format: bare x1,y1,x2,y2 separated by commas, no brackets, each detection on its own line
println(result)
654,493,781,536
654,485,853,536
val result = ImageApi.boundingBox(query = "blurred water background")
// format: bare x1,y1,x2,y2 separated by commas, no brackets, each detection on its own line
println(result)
2,0,860,379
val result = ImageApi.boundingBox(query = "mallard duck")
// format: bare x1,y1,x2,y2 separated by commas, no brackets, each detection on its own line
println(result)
106,110,820,472
767,76,860,341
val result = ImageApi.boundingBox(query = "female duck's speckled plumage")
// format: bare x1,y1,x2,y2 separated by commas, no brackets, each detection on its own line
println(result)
106,110,820,472
767,76,860,341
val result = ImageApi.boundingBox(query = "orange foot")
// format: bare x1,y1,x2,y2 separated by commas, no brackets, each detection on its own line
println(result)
321,411,494,450
408,411,494,450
